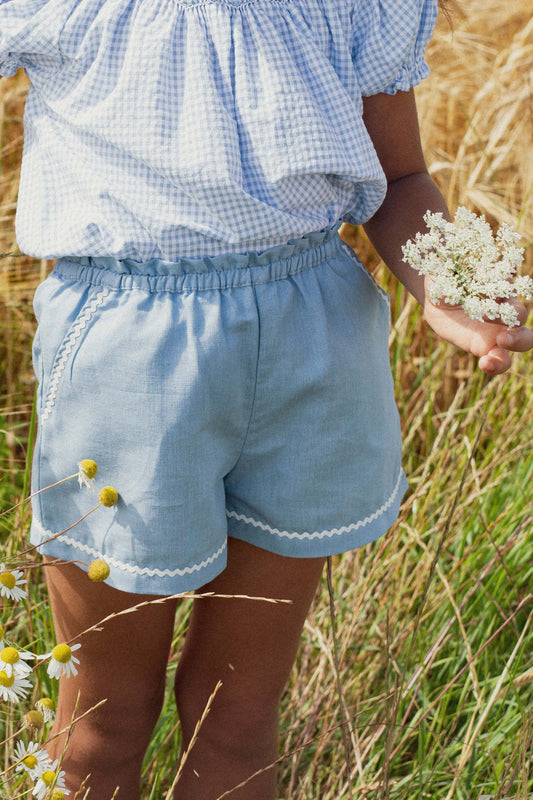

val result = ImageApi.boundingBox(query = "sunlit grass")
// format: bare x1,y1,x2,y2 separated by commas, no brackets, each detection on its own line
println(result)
1,0,533,797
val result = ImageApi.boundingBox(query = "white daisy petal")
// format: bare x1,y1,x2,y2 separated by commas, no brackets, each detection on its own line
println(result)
12,741,52,780
36,697,56,723
0,669,32,703
32,760,69,799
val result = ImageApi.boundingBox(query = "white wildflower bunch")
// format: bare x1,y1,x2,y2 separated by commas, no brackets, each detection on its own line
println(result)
402,207,533,327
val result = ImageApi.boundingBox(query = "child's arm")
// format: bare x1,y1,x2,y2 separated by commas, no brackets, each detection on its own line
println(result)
362,89,533,374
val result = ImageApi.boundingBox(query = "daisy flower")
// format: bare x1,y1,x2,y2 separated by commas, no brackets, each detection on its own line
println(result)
33,760,69,800
0,645,34,678
12,740,52,780
36,696,56,723
88,559,110,582
0,668,32,702
25,709,45,731
98,486,119,507
0,563,28,602
46,643,81,679
77,459,98,489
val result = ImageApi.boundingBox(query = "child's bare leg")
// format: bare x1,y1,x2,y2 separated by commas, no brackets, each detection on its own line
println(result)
43,558,178,799
174,538,325,800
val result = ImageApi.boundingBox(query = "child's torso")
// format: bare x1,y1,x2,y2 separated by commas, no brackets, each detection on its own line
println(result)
1,0,437,259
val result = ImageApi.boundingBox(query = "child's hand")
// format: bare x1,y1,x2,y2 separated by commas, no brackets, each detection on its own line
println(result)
423,287,533,374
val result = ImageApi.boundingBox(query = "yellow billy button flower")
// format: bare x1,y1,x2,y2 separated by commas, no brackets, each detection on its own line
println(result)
88,559,111,582
77,459,98,489
98,486,119,507
47,642,81,679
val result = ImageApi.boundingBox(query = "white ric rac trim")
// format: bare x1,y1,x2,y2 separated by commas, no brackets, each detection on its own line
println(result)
41,287,110,422
31,519,226,577
226,468,404,540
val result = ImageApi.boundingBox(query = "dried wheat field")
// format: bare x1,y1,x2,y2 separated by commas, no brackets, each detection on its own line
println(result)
1,1,532,798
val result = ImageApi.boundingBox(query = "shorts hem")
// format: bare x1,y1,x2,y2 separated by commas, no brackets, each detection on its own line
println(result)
226,470,408,558
29,518,228,595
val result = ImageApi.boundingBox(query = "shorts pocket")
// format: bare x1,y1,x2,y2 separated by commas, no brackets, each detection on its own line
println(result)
33,274,111,424
338,239,391,312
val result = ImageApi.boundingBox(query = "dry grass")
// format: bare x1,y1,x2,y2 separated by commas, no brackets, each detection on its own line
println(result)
1,1,533,798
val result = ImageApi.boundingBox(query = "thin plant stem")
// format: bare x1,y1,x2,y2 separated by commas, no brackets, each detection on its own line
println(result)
165,679,223,799
326,555,354,800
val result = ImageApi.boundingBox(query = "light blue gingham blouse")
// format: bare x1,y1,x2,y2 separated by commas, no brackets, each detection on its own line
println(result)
0,0,438,259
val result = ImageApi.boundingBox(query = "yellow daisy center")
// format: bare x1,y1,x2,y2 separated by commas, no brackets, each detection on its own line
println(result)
42,770,56,785
78,459,98,479
39,697,55,710
0,572,16,589
1,646,19,664
51,644,72,663
23,755,38,769
98,486,119,507
51,791,65,800
0,670,15,687
88,559,111,582
25,709,44,728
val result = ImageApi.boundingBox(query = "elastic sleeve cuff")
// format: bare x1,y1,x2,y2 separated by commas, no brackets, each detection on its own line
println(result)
0,56,21,77
374,56,431,96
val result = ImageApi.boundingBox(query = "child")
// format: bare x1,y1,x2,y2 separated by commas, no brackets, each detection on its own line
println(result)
1,0,532,797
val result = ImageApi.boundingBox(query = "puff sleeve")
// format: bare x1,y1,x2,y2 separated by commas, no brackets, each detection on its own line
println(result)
0,0,71,77
351,0,438,96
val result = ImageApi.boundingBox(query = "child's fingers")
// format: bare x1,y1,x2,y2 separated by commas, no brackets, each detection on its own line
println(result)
496,325,533,352
478,347,512,375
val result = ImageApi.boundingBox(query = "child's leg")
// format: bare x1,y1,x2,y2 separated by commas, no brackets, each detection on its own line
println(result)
43,557,178,799
174,538,325,800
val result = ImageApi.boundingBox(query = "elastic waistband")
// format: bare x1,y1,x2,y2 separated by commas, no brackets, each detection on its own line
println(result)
53,227,342,293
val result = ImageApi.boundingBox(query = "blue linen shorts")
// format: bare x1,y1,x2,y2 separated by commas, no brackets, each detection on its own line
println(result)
29,227,408,595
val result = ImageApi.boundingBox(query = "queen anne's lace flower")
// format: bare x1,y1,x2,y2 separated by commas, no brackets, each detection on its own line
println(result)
402,208,533,326
12,740,52,780
0,563,28,602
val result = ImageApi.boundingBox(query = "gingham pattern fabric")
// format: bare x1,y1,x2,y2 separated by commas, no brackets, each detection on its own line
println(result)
0,0,438,259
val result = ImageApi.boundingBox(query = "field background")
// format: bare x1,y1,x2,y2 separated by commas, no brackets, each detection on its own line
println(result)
1,0,533,797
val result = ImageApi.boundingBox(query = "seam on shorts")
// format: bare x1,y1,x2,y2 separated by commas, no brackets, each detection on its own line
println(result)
230,281,262,467
31,518,227,577
225,467,404,539
41,286,110,422
338,239,391,308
